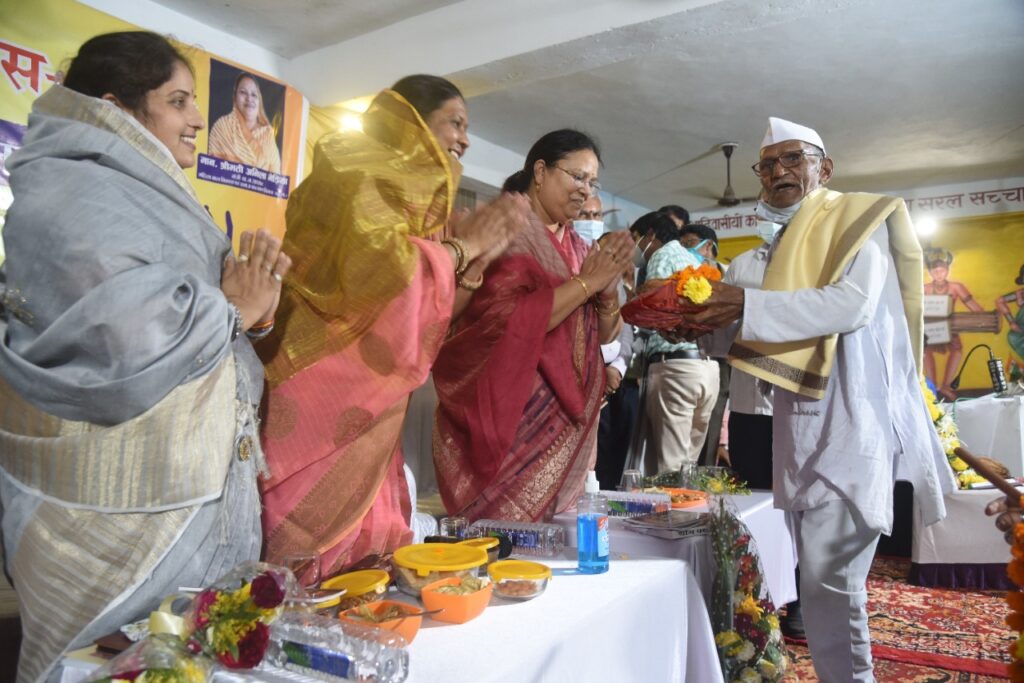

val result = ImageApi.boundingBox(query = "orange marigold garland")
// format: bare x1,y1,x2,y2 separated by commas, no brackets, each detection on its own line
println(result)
1008,494,1024,682
670,263,722,304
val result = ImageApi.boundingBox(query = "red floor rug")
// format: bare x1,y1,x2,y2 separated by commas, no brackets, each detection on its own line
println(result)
782,556,1014,682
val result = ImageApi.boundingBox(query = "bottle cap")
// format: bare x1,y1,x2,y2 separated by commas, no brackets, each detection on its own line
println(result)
584,470,600,494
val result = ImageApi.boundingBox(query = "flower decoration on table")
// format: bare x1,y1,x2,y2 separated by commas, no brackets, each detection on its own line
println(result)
621,264,721,333
921,379,986,489
89,562,299,682
85,634,211,683
182,562,292,669
706,495,787,682
693,466,750,496
1006,496,1024,682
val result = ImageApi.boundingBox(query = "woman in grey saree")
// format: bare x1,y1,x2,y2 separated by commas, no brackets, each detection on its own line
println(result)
0,32,291,682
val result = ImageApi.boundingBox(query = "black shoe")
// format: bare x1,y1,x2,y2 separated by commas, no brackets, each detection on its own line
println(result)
780,603,805,640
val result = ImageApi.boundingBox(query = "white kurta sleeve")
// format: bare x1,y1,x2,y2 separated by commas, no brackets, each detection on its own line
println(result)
740,227,888,343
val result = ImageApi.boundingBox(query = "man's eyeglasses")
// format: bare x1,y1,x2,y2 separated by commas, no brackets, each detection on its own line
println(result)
555,166,601,193
751,151,824,177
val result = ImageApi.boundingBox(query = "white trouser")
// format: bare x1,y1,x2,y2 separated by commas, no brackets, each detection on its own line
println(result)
794,499,880,683
644,357,719,473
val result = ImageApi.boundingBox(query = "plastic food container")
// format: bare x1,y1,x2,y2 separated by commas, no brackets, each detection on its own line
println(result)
392,543,487,597
420,576,493,624
458,537,500,565
337,599,424,644
488,560,552,601
318,569,390,612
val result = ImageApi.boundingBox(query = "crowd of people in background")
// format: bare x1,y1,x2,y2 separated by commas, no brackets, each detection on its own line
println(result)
0,29,962,683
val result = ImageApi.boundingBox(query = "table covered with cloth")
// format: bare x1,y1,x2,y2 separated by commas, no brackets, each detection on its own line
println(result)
910,487,1014,590
61,556,721,683
556,491,799,608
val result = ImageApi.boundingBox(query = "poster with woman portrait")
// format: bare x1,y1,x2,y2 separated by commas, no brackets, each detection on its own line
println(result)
198,58,290,198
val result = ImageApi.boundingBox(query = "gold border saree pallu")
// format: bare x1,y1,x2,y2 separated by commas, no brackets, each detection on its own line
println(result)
0,357,238,683
433,219,604,522
259,89,459,572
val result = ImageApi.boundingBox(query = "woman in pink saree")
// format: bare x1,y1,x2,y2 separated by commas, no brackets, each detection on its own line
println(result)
258,75,527,575
433,129,635,521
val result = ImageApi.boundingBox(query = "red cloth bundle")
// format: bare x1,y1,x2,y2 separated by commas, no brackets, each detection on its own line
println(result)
621,278,713,334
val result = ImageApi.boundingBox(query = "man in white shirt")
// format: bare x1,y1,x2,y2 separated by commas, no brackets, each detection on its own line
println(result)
688,117,953,682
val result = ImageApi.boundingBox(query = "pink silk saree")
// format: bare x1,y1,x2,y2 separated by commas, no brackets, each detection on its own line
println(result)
260,237,453,573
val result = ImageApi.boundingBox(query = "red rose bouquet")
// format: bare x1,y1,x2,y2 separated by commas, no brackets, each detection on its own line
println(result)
183,562,294,669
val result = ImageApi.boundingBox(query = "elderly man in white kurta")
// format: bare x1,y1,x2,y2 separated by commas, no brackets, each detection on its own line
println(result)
687,118,953,682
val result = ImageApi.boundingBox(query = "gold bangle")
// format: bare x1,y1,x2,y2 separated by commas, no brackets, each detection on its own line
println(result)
597,305,620,318
458,270,484,291
442,237,471,276
570,276,590,299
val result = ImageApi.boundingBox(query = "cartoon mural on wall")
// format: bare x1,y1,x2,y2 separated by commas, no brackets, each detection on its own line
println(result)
922,247,988,399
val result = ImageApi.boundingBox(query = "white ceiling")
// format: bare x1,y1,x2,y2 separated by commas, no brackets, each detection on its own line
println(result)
150,0,1024,213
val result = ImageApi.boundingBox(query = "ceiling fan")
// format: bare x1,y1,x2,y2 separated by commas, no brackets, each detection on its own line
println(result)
688,142,758,209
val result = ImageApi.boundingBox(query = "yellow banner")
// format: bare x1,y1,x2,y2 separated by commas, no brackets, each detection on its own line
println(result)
0,0,302,248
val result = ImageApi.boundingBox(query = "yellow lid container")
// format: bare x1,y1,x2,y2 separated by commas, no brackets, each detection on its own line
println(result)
488,559,552,601
392,543,487,596
459,537,500,563
319,569,389,609
488,559,552,582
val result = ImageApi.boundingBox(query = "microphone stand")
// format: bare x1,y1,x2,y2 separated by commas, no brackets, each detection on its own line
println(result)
949,343,1008,395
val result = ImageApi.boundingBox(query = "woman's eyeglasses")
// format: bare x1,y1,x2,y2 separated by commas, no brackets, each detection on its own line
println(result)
555,166,601,193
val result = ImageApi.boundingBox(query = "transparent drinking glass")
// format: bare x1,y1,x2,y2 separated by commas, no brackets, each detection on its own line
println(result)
618,469,643,492
283,552,321,590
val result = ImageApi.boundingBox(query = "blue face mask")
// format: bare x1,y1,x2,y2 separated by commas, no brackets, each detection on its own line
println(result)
687,239,709,264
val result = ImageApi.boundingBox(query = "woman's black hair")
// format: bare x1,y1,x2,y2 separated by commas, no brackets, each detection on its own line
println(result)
63,31,191,114
502,129,603,194
390,74,463,119
631,212,678,245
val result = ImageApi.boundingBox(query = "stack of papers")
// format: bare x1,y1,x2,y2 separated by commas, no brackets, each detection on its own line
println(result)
621,510,709,540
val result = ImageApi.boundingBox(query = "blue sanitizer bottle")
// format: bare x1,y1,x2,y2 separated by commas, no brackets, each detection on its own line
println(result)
577,470,610,574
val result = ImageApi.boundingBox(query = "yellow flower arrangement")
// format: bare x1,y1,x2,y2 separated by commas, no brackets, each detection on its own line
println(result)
671,263,722,304
921,380,986,489
738,594,765,620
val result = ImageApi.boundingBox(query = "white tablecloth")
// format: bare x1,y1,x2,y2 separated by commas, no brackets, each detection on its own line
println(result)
407,555,723,683
953,394,1024,477
912,488,1013,565
61,556,722,683
555,491,798,608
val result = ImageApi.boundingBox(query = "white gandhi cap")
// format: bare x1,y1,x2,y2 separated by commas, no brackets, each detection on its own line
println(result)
761,117,826,154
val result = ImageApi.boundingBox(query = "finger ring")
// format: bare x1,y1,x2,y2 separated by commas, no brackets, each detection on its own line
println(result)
238,254,249,263
273,272,282,282
263,264,274,272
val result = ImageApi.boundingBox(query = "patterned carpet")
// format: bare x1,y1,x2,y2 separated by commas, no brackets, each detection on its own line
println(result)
783,556,1014,682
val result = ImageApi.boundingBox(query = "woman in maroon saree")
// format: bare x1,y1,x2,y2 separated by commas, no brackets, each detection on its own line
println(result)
433,129,634,521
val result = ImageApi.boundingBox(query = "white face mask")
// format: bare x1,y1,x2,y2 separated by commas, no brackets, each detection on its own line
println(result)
755,220,783,243
755,199,802,225
632,239,655,268
574,220,605,246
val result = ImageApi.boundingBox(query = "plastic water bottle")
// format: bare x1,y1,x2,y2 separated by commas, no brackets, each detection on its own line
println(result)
577,470,609,574
267,612,410,682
